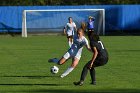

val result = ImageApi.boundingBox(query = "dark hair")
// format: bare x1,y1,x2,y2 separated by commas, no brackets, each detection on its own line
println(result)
68,17,72,20
88,31,100,41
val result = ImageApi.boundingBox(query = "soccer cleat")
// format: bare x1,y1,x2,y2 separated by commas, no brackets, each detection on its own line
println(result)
48,59,52,62
90,81,96,85
48,58,54,62
48,58,58,63
73,81,83,86
60,74,66,78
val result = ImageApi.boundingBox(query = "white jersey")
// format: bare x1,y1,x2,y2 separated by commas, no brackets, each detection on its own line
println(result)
65,22,76,36
63,36,89,60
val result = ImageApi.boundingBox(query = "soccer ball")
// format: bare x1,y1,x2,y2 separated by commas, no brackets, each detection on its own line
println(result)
50,66,59,74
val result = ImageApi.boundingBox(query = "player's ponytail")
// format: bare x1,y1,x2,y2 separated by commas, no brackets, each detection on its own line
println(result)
81,22,86,32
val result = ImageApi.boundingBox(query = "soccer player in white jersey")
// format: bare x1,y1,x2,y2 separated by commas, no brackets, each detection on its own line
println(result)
64,17,77,47
49,28,91,78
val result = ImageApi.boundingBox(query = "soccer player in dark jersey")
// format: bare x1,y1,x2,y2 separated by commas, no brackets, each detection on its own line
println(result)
73,31,108,86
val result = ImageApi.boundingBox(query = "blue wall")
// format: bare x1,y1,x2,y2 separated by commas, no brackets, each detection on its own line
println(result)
0,5,140,33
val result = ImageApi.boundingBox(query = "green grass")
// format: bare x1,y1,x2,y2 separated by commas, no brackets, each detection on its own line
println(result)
0,35,140,93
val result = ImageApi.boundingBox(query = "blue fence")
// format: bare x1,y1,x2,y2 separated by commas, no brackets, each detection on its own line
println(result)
0,5,140,33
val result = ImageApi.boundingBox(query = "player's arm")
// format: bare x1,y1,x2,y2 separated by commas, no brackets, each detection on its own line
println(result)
74,26,77,32
85,38,92,52
63,27,66,35
89,46,98,69
73,22,77,32
85,44,92,52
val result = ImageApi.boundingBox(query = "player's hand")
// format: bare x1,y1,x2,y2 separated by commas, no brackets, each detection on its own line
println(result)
63,31,66,35
88,63,93,69
63,29,66,35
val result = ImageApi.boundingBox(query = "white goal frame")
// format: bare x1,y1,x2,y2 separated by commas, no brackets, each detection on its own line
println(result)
22,9,105,37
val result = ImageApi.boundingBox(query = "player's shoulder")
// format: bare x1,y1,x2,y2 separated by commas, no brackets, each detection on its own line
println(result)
90,40,98,46
82,36,87,40
72,22,76,24
82,36,88,43
67,23,70,25
72,22,76,25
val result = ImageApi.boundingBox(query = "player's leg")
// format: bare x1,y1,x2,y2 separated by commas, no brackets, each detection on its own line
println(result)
71,37,73,45
61,57,79,78
89,58,108,85
73,61,91,86
80,61,91,81
48,52,70,65
90,67,96,85
58,57,67,65
67,36,73,47
71,57,79,67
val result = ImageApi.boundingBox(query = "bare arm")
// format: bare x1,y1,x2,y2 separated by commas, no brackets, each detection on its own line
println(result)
73,22,77,32
85,44,92,52
75,26,77,32
89,47,98,69
63,27,66,35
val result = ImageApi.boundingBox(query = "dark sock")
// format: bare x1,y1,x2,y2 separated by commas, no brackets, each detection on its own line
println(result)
90,68,96,83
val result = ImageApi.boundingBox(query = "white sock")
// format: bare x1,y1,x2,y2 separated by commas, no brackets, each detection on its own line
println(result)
68,41,72,47
61,67,74,78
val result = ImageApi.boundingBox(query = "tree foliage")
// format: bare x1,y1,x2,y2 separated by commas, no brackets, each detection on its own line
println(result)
0,0,140,6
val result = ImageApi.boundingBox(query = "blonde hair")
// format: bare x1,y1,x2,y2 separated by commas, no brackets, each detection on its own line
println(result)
77,28,85,36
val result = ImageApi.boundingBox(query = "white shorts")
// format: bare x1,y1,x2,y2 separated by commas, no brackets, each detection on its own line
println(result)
63,48,82,60
67,30,74,36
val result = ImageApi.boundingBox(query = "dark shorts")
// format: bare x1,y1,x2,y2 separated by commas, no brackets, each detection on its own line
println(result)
67,35,73,38
85,57,108,68
88,28,94,32
93,57,108,67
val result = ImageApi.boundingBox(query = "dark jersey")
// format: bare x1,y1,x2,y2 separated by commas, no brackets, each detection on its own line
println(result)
90,40,108,59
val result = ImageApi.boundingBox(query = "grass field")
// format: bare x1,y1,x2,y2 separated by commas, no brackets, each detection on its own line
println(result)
0,35,140,93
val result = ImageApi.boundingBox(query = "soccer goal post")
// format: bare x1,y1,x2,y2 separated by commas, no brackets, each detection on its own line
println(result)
22,9,105,37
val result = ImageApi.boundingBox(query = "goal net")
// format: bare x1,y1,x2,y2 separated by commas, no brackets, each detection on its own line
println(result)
22,9,105,37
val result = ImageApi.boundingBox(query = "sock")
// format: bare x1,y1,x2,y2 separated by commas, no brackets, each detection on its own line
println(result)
80,64,89,81
61,67,74,77
90,68,96,82
68,41,72,47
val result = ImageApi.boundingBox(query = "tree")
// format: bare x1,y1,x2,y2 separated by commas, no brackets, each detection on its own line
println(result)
0,0,139,6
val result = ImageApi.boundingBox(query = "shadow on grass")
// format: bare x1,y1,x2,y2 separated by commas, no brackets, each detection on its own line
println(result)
113,49,140,52
1,75,59,79
0,83,62,86
23,89,140,93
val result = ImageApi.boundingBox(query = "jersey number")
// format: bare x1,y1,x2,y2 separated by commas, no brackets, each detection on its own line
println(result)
98,41,104,49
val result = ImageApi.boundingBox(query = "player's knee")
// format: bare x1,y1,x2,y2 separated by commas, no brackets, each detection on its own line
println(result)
71,63,78,68
58,61,62,65
58,57,66,65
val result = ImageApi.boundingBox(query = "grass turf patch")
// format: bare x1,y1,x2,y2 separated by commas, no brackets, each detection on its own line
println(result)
0,35,139,92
